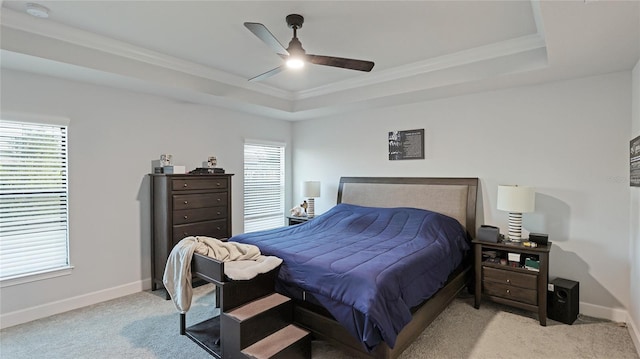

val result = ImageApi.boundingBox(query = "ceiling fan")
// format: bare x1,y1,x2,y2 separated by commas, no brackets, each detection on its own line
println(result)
244,14,375,82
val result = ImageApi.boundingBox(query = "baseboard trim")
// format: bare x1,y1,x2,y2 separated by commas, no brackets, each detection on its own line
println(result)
580,301,629,323
1,278,152,329
628,314,640,356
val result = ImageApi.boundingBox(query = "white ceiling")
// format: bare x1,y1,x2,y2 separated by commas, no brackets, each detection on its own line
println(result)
1,0,638,120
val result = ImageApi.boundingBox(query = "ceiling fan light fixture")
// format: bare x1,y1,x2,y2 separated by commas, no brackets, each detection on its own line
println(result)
286,57,305,69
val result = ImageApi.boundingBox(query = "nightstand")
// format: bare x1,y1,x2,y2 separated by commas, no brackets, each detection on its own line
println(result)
287,215,311,226
472,239,552,326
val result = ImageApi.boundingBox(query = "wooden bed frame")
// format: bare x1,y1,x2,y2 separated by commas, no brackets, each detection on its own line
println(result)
293,177,479,359
184,176,478,358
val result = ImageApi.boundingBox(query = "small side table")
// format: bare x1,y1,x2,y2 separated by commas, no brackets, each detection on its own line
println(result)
287,216,311,226
473,239,552,326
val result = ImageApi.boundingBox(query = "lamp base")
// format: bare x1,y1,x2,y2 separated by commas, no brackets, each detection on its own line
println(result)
307,198,315,217
507,212,523,242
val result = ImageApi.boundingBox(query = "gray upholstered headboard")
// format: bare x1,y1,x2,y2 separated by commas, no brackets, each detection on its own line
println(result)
337,177,478,234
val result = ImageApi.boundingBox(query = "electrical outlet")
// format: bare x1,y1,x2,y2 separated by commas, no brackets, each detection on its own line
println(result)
548,283,554,291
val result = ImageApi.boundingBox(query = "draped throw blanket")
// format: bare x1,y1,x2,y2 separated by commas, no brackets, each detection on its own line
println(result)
163,236,282,313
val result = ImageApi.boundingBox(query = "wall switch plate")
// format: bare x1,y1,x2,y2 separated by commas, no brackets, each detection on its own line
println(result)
548,283,555,291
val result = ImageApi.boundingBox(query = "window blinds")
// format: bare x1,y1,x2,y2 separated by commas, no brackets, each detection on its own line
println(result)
244,143,285,233
0,120,70,280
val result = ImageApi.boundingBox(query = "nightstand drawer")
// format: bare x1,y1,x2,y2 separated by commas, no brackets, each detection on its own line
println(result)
483,281,537,305
173,207,228,224
483,266,537,289
172,178,228,191
173,192,227,210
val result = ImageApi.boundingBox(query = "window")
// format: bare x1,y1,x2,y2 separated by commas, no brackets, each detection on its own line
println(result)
0,118,70,281
243,142,285,232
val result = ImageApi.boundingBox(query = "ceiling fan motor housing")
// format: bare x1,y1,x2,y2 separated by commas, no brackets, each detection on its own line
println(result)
286,14,304,29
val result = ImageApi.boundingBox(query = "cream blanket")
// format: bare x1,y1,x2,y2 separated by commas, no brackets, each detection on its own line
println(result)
162,236,282,313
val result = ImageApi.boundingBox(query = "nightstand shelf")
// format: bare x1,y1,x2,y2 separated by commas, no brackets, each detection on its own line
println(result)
472,239,552,326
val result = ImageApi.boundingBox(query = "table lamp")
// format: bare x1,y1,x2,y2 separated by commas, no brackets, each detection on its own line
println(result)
303,181,321,217
497,185,535,242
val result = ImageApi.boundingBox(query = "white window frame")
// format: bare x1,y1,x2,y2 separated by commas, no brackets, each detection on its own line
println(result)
0,113,73,287
243,140,286,233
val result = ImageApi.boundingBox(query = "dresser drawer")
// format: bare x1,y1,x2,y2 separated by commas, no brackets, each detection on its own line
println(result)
173,192,228,210
172,177,228,191
483,266,537,289
173,207,228,225
173,219,228,243
483,280,537,305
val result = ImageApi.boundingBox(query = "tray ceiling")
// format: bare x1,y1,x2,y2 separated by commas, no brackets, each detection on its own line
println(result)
1,1,638,120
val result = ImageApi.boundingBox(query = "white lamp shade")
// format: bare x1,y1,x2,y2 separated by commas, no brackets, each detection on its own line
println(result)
303,181,321,198
497,185,535,213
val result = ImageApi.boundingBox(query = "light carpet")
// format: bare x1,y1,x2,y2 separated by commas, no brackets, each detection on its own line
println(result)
1,284,637,359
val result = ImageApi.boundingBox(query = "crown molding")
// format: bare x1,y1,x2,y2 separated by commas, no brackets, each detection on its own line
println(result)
0,1,551,119
530,0,546,41
1,6,548,104
0,8,294,101
295,33,546,101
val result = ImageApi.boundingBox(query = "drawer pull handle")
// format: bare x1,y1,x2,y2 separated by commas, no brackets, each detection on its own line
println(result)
183,183,188,188
506,279,511,283
184,201,188,204
217,212,221,215
184,232,188,236
506,289,510,294
184,215,188,219
216,226,221,230
216,182,221,186
217,198,221,202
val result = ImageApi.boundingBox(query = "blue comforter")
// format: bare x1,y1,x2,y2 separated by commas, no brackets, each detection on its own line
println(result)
231,203,469,350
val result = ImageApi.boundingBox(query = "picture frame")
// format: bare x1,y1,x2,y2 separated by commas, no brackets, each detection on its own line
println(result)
631,135,640,187
160,154,172,167
388,129,425,160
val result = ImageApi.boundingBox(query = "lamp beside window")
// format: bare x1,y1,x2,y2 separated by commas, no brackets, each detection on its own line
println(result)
497,185,535,242
303,181,321,217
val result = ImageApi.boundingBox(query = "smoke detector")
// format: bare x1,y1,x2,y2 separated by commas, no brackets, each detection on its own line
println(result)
26,3,50,18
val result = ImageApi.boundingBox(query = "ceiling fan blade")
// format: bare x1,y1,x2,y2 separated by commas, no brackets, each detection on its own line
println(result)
307,55,374,72
249,66,285,82
244,22,289,56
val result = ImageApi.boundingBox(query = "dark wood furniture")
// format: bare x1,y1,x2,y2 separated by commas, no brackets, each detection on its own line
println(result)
150,173,233,291
180,176,478,359
294,177,479,359
287,215,311,226
181,253,281,358
473,239,552,326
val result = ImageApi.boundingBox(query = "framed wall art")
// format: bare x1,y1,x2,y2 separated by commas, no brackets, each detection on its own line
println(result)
388,129,425,160
631,135,640,187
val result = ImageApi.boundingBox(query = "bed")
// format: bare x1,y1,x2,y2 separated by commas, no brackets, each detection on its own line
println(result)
232,176,478,359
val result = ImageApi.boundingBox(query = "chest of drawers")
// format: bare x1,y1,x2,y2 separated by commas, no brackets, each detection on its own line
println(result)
150,174,234,291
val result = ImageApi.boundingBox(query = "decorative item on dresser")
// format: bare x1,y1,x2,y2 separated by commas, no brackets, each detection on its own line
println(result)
473,238,552,325
150,173,234,293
